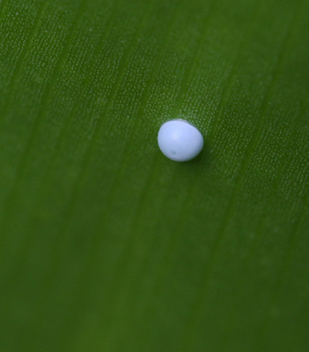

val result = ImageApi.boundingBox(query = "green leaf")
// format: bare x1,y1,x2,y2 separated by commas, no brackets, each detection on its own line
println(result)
0,0,309,351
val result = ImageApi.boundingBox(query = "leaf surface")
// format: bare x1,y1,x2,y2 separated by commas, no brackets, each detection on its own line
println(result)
0,0,309,351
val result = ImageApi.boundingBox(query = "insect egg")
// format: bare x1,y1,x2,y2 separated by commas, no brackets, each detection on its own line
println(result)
157,119,204,162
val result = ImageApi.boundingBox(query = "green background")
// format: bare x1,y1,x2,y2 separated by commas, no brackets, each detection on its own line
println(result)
0,0,308,351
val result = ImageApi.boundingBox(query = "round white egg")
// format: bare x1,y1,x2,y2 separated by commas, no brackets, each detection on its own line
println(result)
157,119,204,162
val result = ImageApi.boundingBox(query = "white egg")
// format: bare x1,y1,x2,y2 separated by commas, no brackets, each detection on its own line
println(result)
157,119,204,162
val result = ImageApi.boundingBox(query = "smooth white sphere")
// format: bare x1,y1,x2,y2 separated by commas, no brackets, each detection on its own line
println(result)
157,120,204,162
